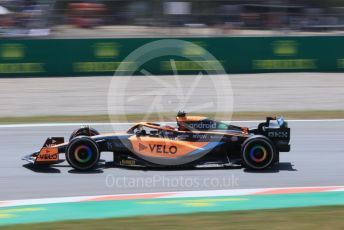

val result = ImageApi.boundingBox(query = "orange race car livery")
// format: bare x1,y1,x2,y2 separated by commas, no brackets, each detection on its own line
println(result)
23,112,290,171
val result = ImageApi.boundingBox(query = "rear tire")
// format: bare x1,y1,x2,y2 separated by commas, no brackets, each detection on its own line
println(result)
69,126,99,141
66,136,100,171
241,135,276,170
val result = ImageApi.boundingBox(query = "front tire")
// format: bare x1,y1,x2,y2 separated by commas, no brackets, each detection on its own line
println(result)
66,136,100,171
69,126,99,141
241,135,276,170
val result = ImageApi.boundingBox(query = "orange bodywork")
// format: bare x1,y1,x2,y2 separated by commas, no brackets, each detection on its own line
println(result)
129,136,209,159
35,147,59,163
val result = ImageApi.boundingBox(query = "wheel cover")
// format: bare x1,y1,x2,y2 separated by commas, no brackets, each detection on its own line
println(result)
243,139,274,169
249,145,268,163
74,145,93,163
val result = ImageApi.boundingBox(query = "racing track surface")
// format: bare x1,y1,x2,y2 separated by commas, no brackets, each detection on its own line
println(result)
0,120,343,200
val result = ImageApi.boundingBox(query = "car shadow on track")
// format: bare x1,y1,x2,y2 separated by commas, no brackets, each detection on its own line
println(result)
23,161,296,174
23,163,61,173
68,168,104,174
102,161,243,172
243,162,297,173
22,162,105,174
103,162,296,173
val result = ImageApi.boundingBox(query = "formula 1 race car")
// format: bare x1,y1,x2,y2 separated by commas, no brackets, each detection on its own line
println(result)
23,112,291,171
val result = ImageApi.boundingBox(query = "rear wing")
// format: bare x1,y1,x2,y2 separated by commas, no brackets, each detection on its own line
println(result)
259,116,288,129
256,117,290,152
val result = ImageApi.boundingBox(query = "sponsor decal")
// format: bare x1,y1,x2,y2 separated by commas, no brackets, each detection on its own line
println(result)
161,60,224,71
73,41,131,72
94,42,119,58
36,147,59,162
337,59,344,68
120,159,136,166
253,59,317,69
149,144,177,154
0,44,45,73
177,134,189,139
253,40,317,70
0,44,25,60
187,122,216,130
73,61,136,72
253,59,316,70
268,131,289,138
192,134,208,139
37,153,58,160
182,42,206,57
139,143,148,151
0,63,45,73
272,40,298,56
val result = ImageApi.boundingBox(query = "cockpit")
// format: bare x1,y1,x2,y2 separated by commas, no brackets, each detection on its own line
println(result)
126,123,176,138
126,112,244,137
175,111,241,132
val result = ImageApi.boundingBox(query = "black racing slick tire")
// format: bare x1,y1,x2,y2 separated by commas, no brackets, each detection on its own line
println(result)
69,126,100,141
241,135,276,170
66,136,100,171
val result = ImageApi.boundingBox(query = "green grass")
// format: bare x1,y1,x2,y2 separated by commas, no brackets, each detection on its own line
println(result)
1,206,344,230
1,110,344,124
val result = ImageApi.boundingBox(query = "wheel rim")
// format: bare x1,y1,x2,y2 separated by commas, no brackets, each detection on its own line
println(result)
74,145,92,163
249,145,268,163
243,139,274,170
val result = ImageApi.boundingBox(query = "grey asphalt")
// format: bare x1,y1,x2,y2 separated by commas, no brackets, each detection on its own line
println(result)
1,73,344,117
0,120,343,200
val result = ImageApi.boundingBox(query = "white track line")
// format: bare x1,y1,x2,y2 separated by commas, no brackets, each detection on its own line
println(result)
1,119,344,128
